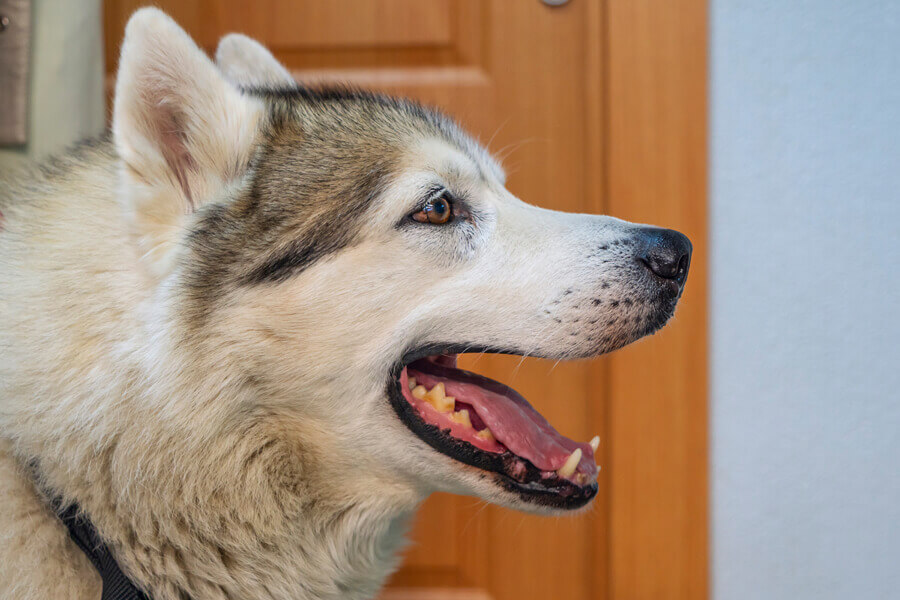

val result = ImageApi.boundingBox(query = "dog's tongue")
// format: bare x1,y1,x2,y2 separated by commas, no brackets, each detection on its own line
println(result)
407,361,595,474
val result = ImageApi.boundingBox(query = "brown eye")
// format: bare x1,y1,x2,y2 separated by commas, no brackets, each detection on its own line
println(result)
412,195,453,225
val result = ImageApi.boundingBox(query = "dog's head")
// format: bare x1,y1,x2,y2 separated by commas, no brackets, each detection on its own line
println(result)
116,10,691,515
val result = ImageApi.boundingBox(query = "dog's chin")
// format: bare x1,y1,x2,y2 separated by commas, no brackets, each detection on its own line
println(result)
386,345,600,512
440,463,598,517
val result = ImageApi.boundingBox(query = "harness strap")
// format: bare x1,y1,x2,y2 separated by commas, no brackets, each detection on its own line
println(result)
52,499,151,600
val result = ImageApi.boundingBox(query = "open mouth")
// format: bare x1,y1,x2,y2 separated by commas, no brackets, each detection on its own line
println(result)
388,347,599,509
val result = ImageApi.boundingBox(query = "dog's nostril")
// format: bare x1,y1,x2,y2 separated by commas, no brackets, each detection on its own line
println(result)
636,228,692,285
675,253,690,281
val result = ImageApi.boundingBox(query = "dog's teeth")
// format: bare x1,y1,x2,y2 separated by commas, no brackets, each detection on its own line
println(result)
424,382,445,401
411,385,427,400
422,382,454,412
436,395,456,413
423,383,454,413
589,436,600,452
450,409,472,428
475,428,495,442
575,473,587,485
408,377,417,390
557,448,582,478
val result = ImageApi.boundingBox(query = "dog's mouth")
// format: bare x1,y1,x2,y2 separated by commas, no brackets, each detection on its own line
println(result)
388,348,599,510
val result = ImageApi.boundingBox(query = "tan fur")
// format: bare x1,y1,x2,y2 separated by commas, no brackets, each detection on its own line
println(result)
215,34,296,90
0,9,687,599
0,142,418,599
0,440,101,600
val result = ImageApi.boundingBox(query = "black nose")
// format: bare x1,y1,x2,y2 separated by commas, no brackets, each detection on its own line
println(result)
637,228,692,287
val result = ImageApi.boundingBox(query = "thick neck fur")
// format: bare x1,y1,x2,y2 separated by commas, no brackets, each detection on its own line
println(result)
30,411,418,600
0,139,420,600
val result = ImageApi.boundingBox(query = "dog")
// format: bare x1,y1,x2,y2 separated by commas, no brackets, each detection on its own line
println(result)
0,8,691,600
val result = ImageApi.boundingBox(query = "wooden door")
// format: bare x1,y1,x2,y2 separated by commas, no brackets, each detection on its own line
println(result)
104,2,707,599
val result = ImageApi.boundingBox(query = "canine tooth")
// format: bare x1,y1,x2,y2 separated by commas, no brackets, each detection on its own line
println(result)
557,448,582,478
476,428,495,442
450,409,472,428
589,436,600,452
408,377,417,390
411,385,427,400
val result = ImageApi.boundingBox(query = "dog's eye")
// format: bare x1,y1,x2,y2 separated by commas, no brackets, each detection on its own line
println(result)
412,195,453,225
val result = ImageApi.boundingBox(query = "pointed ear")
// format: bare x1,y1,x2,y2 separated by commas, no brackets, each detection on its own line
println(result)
113,8,263,277
215,33,297,89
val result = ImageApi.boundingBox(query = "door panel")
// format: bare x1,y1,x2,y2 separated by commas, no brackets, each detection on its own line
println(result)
103,2,707,599
108,0,456,46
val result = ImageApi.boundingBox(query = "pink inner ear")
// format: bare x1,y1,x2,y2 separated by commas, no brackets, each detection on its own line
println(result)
150,97,198,212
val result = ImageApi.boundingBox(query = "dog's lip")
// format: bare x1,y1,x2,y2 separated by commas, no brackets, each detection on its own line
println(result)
392,344,545,374
386,344,599,510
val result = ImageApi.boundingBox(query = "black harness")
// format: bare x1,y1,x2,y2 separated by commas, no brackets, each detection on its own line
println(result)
52,498,150,600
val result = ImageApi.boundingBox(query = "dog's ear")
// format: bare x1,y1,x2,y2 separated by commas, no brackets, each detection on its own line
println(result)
113,8,263,278
216,33,297,89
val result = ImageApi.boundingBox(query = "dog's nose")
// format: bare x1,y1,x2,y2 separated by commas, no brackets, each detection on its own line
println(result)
636,228,692,288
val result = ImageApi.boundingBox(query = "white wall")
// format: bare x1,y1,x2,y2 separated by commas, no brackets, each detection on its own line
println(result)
711,2,900,599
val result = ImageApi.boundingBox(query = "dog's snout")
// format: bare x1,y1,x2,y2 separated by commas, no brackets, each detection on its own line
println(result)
636,228,692,287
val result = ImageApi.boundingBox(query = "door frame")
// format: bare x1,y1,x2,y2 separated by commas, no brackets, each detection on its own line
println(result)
592,1,708,598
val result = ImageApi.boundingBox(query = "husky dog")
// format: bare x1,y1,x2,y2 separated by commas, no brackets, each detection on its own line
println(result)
0,9,691,600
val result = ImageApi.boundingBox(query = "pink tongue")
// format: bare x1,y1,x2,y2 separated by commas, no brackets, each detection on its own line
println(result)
407,365,595,475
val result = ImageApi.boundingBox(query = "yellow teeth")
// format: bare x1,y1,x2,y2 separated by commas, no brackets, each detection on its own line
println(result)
411,385,427,400
475,428,495,442
423,382,455,413
450,409,472,428
557,448,582,478
589,436,600,452
408,377,417,390
423,382,444,402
